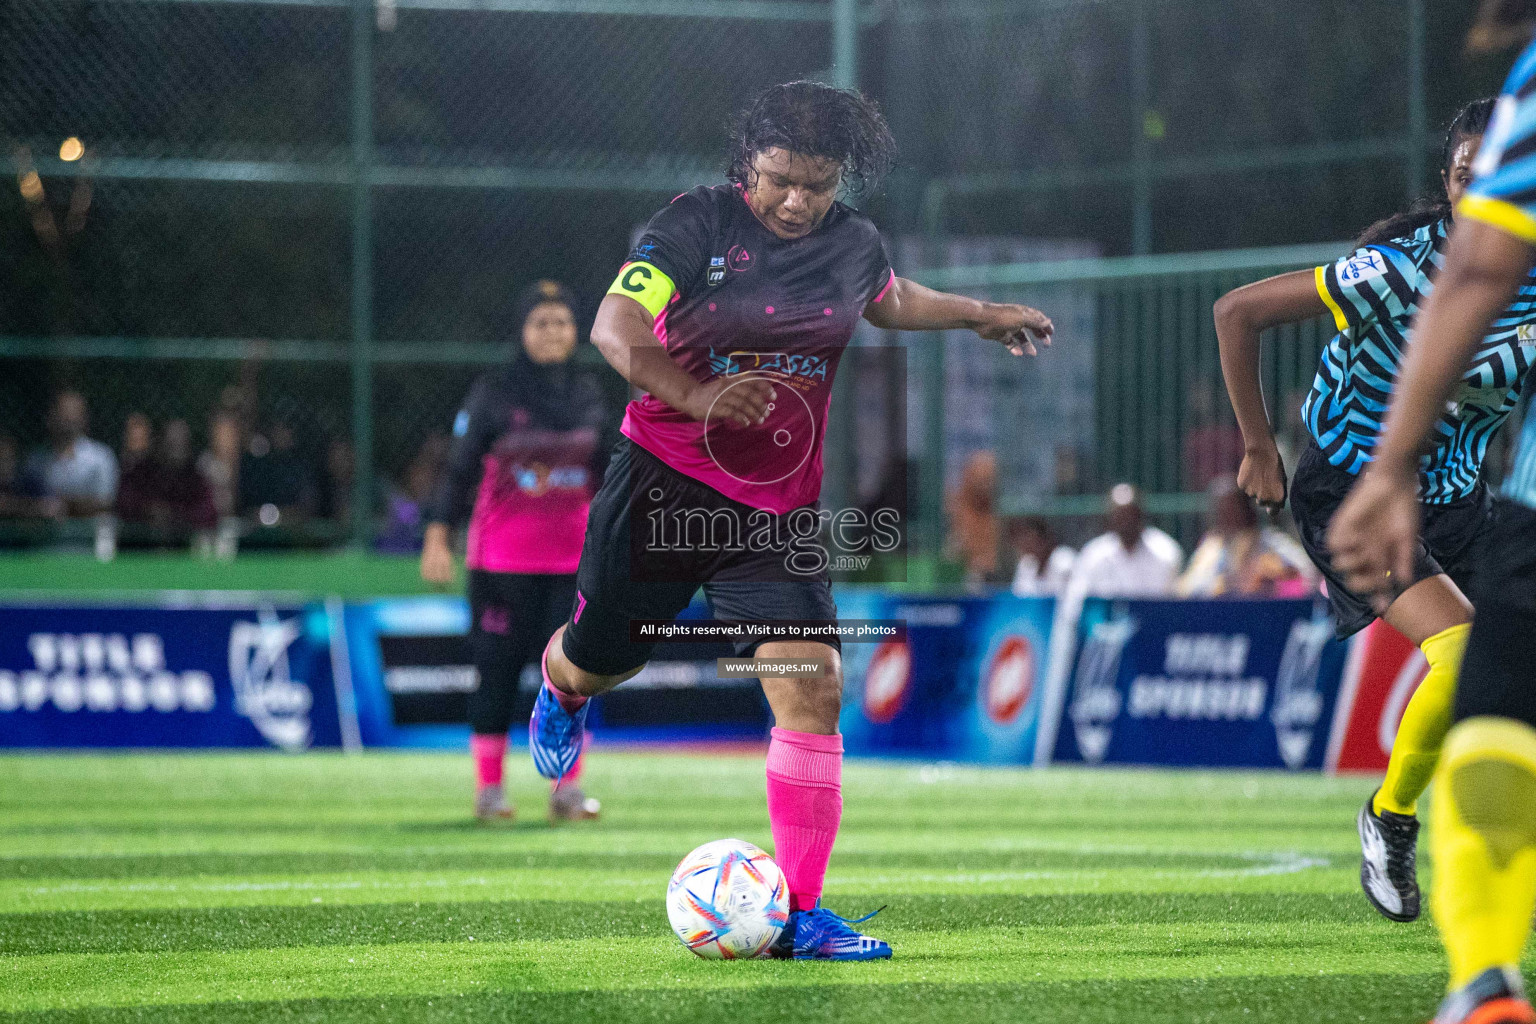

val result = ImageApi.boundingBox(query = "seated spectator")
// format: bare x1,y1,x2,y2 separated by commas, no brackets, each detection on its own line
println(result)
1183,381,1244,492
1065,483,1184,602
117,419,218,534
21,391,117,517
317,438,356,525
0,434,34,518
239,420,317,526
196,410,241,519
119,412,153,477
376,434,449,553
946,450,1002,590
1009,515,1075,596
1176,475,1314,597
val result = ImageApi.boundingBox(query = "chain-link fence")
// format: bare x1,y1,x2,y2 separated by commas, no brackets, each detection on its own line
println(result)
0,0,1498,566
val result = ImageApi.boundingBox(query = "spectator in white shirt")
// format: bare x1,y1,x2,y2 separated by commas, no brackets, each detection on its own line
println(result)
1065,483,1183,603
1009,515,1075,596
22,391,118,517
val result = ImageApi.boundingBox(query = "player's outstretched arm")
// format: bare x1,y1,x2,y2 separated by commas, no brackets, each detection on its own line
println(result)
862,276,1053,356
1329,219,1534,597
591,293,776,428
1213,270,1327,510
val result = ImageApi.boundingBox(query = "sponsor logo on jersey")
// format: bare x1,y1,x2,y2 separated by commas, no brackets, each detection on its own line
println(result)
511,462,590,497
862,639,911,724
1337,250,1387,286
1519,323,1536,346
982,634,1035,725
708,256,726,287
705,347,829,383
727,245,753,273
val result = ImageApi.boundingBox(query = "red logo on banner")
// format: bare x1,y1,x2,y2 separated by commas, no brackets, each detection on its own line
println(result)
1328,620,1428,772
862,640,911,724
983,635,1035,724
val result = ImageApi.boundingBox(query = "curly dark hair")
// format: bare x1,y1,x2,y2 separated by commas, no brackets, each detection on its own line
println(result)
1354,97,1497,248
725,81,896,200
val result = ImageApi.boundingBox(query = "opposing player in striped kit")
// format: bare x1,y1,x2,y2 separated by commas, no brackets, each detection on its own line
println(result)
1216,96,1536,923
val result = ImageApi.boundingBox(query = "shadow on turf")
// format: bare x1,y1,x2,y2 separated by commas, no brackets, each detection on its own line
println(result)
0,974,1449,1024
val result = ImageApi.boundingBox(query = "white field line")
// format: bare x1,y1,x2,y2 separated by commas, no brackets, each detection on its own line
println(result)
17,850,1330,898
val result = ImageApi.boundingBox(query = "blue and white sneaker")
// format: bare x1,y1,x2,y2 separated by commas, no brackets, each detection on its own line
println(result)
767,905,892,961
529,685,589,781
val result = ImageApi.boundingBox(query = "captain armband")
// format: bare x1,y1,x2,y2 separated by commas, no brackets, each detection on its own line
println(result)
607,261,677,318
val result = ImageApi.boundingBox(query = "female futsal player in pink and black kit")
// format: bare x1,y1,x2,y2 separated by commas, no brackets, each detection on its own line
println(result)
527,82,1054,959
422,279,611,823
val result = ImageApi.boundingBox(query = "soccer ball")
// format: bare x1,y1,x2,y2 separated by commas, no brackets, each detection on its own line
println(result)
666,838,788,959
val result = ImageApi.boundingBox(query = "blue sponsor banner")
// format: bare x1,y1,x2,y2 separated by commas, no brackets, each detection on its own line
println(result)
343,596,764,749
838,590,1055,764
0,603,342,749
342,596,475,749
1049,597,1348,769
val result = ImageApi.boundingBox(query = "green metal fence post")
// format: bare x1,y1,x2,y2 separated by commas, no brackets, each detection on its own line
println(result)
832,0,857,89
350,0,376,549
829,0,859,519
1131,0,1153,255
1406,0,1427,201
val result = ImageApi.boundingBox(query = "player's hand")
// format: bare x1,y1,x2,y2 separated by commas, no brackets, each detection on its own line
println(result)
420,524,456,588
1237,444,1288,512
1327,464,1420,614
974,302,1054,357
682,375,777,428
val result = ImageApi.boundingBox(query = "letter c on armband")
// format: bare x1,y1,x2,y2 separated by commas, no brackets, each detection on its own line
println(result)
607,261,677,318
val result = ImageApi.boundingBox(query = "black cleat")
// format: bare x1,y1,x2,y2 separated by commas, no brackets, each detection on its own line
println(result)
1358,790,1420,922
1434,966,1535,1024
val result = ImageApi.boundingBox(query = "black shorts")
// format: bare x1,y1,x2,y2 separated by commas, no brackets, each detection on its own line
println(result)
1455,499,1536,726
560,437,839,676
1290,440,1493,638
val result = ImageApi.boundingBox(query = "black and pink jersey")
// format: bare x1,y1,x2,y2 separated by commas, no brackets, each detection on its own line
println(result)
615,184,893,514
427,357,611,575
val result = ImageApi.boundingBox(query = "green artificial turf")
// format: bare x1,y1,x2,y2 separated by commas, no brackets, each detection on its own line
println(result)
0,752,1484,1022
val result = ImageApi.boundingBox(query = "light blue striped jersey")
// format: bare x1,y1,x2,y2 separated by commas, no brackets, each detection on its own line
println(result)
1305,217,1536,503
1465,37,1536,510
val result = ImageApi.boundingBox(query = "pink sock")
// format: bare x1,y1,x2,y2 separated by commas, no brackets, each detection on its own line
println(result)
765,727,843,912
542,634,588,715
471,732,506,788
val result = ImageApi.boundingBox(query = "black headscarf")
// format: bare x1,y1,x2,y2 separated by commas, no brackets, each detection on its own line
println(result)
508,279,585,430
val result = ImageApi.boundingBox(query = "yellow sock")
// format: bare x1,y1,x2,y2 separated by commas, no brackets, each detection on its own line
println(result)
1375,623,1471,817
1431,716,1536,990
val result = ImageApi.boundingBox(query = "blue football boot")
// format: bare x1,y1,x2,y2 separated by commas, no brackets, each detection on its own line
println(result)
529,684,589,781
767,904,891,961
